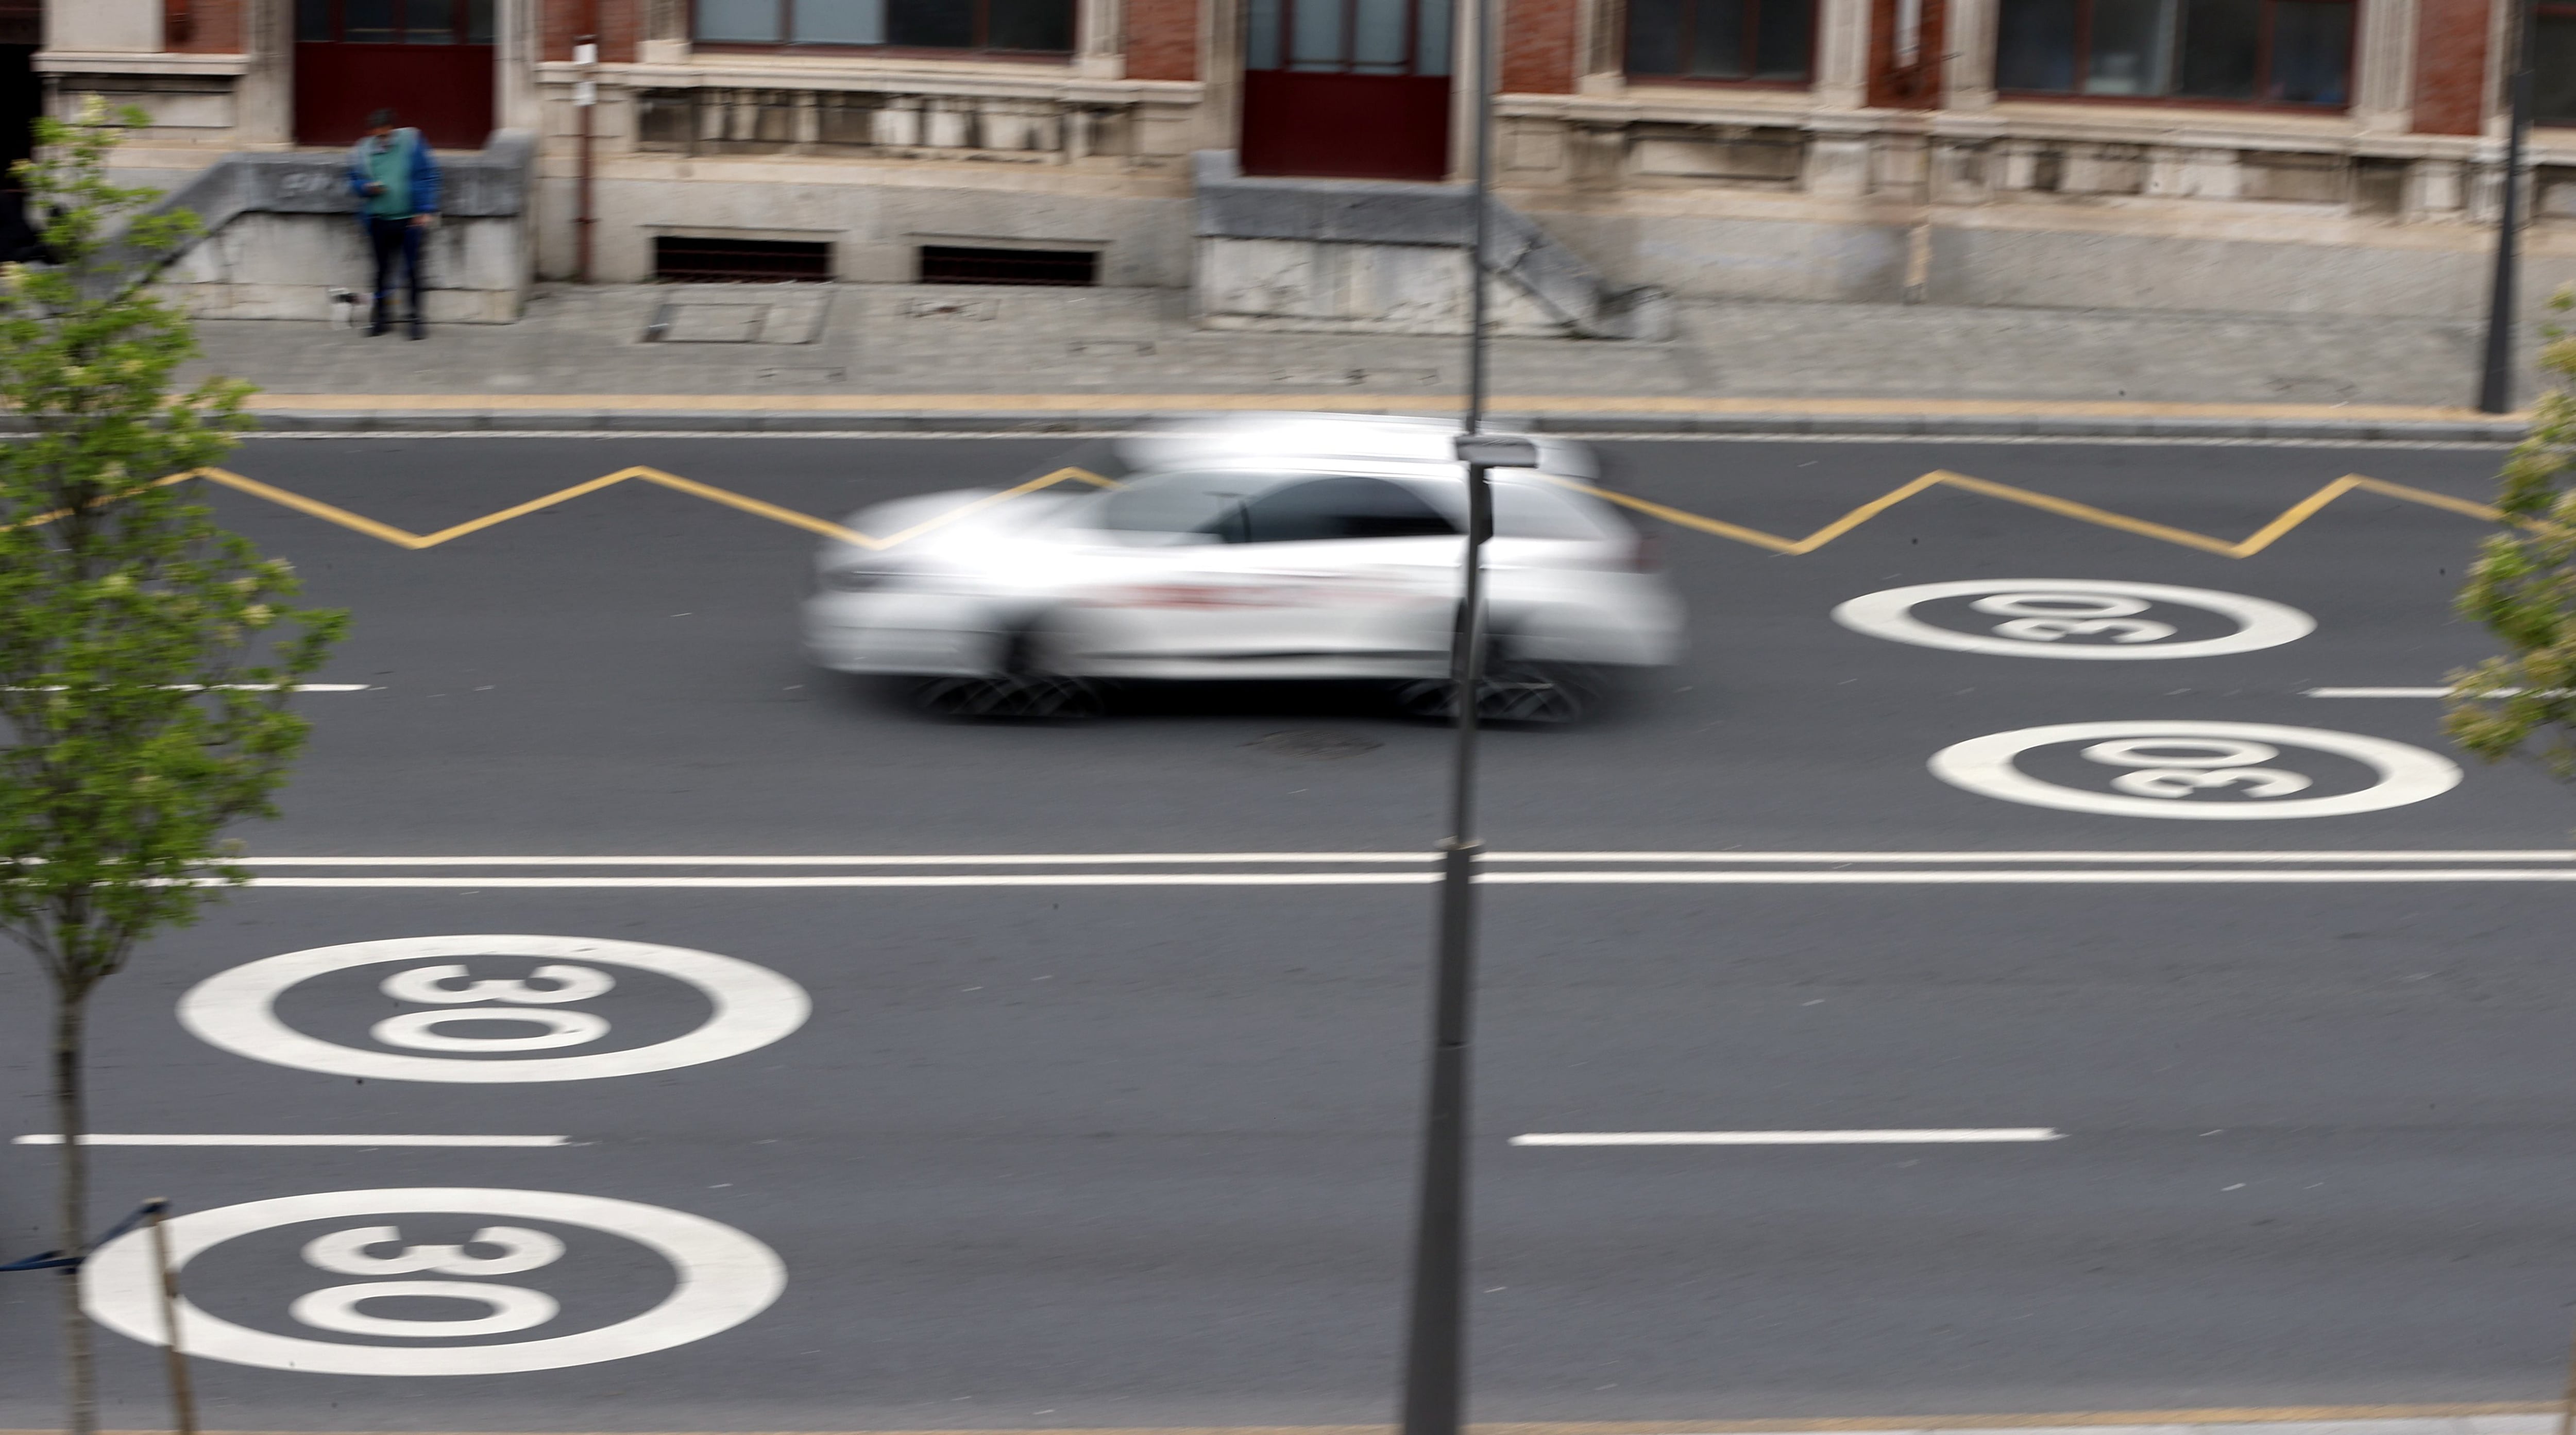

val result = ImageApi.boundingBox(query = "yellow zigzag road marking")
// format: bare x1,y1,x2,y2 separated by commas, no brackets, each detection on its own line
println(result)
187,464,1118,551
1551,470,2509,556
13,464,2510,557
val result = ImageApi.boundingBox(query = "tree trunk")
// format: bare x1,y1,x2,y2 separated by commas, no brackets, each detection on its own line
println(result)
53,992,95,1435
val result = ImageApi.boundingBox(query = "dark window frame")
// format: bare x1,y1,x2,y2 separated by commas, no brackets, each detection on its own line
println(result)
2537,2,2576,126
1244,0,1445,77
1992,0,2357,110
1620,0,1820,88
298,0,497,44
688,0,1078,56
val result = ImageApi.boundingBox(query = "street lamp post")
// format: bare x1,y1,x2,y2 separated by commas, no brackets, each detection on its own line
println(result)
1399,1,1534,1432
2480,0,2538,414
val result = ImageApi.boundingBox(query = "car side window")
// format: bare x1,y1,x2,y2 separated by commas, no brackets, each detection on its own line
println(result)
1093,474,1256,544
1238,476,1459,544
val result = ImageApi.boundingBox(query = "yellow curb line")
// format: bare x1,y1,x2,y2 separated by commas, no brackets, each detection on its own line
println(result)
244,394,2525,423
2,1408,2558,1435
20,465,2517,558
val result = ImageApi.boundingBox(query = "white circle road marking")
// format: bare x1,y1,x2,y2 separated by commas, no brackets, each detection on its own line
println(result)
1833,579,2315,659
83,1188,786,1376
179,935,809,1083
1928,721,2462,819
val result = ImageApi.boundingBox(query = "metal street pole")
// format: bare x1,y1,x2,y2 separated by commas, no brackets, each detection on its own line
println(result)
2480,0,2537,413
1400,1,1530,1431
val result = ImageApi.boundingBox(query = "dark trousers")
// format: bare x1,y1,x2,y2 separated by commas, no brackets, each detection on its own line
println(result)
366,216,423,323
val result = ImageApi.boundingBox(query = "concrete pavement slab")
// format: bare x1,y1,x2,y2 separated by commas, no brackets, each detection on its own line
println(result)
160,283,2539,439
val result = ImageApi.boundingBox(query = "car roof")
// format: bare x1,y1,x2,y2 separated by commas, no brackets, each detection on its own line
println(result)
1118,413,1594,481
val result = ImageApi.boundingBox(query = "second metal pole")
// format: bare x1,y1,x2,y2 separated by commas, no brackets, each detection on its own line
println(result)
1399,0,1499,1432
2480,0,2536,414
145,1198,197,1435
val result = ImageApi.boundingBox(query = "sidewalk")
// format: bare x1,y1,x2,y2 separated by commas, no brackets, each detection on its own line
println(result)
188,283,2535,439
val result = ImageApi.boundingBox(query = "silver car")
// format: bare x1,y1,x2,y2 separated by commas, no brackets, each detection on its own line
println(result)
802,415,1683,719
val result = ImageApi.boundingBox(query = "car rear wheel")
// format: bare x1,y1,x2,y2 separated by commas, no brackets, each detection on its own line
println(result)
1395,649,1596,726
913,620,1104,721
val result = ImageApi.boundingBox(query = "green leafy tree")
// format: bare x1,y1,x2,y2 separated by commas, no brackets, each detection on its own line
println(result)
2451,300,2576,775
0,101,345,1435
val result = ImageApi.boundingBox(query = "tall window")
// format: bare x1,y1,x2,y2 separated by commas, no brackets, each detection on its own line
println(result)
695,0,1076,50
1994,0,2353,105
1624,0,1814,80
2540,4,2576,124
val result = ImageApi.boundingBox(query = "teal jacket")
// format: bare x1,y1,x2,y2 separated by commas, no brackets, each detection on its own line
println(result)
345,128,442,227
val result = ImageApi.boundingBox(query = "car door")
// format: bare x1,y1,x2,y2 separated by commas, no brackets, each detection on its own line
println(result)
1059,472,1461,672
1219,474,1460,666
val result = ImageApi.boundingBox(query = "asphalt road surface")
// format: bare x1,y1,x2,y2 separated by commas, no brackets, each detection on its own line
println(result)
5,434,2572,1432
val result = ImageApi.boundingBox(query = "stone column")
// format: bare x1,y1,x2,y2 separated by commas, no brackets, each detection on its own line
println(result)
1815,0,1873,108
1078,0,1126,79
1574,0,1622,94
641,0,689,63
1943,0,1997,110
2351,0,2417,134
497,0,545,134
235,0,293,144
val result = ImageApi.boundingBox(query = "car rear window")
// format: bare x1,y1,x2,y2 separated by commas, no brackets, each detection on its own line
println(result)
1492,479,1621,540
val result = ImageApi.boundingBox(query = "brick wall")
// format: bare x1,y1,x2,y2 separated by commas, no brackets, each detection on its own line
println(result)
545,0,642,62
167,0,246,53
2412,0,2490,134
1126,0,1199,80
1866,0,1944,106
1500,0,1578,92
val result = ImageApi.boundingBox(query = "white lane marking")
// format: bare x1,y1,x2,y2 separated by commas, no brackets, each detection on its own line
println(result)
83,1187,785,1376
1,684,373,693
12,1134,571,1147
182,935,809,1084
1835,580,2312,660
234,852,1440,866
2306,687,2455,698
1930,721,2461,820
1512,1129,2065,1146
218,869,2576,886
224,849,2576,866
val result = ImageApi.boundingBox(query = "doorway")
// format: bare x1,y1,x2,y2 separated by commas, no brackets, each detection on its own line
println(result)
294,0,496,148
0,0,39,175
1240,0,1454,181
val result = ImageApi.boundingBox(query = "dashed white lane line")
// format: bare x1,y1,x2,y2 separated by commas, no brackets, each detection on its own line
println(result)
3,683,375,693
1512,1129,2066,1146
2306,687,2454,698
12,1134,571,1147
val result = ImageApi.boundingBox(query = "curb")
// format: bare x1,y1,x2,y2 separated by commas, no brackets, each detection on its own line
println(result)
242,407,2531,442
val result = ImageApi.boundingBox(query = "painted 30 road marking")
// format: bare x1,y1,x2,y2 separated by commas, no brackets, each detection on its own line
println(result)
83,1187,784,1376
1928,722,2461,819
1834,579,2314,659
179,935,809,1083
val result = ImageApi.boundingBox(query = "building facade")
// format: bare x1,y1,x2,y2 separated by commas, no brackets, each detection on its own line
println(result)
29,0,2576,317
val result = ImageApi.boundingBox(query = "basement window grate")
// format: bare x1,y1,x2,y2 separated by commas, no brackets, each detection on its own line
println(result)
918,245,1099,286
655,237,833,283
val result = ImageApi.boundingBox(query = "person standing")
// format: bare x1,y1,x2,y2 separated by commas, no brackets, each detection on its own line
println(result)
345,109,442,339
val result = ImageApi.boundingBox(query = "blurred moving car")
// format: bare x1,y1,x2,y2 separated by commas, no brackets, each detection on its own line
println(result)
801,414,1684,720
